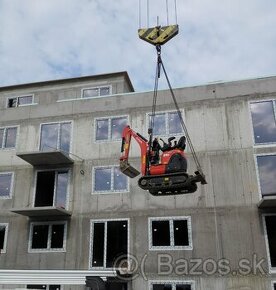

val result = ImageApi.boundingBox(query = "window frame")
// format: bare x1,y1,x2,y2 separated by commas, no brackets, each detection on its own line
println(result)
0,223,9,254
0,171,14,199
146,109,185,138
0,126,18,150
148,216,193,250
94,115,129,142
92,165,129,194
28,221,67,253
39,121,73,152
271,281,276,290
81,85,112,99
32,168,71,209
249,99,276,147
89,218,130,269
6,94,35,108
149,280,195,290
254,153,276,200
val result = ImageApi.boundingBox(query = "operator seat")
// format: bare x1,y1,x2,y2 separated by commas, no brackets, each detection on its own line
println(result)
176,136,186,150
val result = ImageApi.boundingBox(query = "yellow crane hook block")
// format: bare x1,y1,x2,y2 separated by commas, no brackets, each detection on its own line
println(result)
138,25,179,46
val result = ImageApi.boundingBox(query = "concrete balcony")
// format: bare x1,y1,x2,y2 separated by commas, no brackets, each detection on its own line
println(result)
16,150,74,166
10,206,71,217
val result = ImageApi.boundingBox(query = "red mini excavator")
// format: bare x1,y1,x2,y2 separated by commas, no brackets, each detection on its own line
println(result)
119,126,206,196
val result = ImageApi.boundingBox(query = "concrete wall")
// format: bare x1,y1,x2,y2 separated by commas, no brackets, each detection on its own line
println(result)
0,75,276,289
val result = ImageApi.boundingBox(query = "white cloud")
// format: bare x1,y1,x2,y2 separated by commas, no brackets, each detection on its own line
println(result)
0,0,275,91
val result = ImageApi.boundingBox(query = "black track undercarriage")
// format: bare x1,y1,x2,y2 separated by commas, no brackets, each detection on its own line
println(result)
138,171,205,196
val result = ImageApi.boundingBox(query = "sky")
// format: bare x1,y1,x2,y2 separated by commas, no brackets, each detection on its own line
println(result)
0,0,276,91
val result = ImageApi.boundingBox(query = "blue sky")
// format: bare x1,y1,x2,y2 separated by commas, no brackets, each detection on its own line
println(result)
0,0,275,91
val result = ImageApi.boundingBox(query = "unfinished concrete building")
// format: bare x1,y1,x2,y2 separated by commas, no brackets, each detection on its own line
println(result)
0,72,276,290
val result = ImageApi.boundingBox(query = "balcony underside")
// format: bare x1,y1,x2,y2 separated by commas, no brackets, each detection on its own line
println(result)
16,151,74,166
11,206,71,217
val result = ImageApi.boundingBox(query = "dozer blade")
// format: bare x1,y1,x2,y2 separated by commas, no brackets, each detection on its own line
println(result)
120,160,140,178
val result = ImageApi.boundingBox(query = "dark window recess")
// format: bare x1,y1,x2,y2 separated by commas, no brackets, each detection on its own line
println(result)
32,225,49,249
106,221,128,268
173,220,189,246
49,285,61,290
0,226,6,250
176,285,192,290
266,216,276,267
274,284,276,290
92,223,105,267
51,224,64,248
27,286,60,290
35,171,55,207
152,220,170,246
8,98,17,108
106,282,128,290
153,284,172,290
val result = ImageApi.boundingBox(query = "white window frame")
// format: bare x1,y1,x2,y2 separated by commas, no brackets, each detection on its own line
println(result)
92,165,129,194
262,214,276,274
6,94,35,108
94,115,129,142
254,152,276,200
0,171,14,199
249,99,276,147
149,280,195,290
149,216,193,250
0,126,18,150
89,218,129,269
271,281,276,290
39,121,73,152
28,221,67,253
81,85,112,99
0,223,9,254
146,109,185,137
32,168,71,209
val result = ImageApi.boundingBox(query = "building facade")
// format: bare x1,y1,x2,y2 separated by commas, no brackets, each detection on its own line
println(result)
0,72,276,290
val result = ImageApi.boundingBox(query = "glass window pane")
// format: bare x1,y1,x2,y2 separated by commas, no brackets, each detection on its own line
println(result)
92,223,105,267
18,95,33,105
27,285,47,289
60,122,71,153
150,114,166,135
55,171,69,208
153,284,172,290
176,285,191,290
50,224,64,248
96,119,109,140
0,225,6,250
168,112,183,134
94,168,112,191
100,87,110,96
257,155,276,195
111,117,127,140
0,129,4,148
250,101,276,144
31,225,49,249
83,88,99,98
0,173,12,197
173,220,189,246
152,220,170,246
114,167,127,191
265,216,276,268
4,127,17,148
40,124,59,151
49,286,61,290
106,220,128,268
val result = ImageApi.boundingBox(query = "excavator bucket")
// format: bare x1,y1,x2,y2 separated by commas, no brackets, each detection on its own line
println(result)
120,160,140,178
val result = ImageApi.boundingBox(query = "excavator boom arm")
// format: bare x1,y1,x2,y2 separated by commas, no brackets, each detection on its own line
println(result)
120,126,149,177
